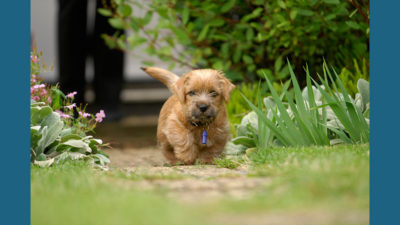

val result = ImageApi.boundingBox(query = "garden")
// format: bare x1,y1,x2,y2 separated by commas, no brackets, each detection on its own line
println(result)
31,0,369,224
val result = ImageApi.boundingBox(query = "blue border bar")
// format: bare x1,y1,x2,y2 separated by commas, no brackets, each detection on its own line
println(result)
0,1,30,224
370,1,400,224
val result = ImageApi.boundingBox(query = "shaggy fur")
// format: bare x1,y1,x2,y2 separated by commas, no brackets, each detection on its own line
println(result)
141,67,235,165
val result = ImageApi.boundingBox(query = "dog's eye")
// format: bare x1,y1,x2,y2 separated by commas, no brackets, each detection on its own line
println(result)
209,91,218,97
188,91,196,96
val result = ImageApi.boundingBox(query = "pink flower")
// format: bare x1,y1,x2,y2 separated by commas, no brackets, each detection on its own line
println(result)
47,97,52,104
64,103,76,110
66,91,77,98
30,55,39,63
31,96,40,101
31,78,37,83
32,84,45,89
95,110,106,122
40,89,47,96
31,74,37,78
79,111,91,118
56,110,71,119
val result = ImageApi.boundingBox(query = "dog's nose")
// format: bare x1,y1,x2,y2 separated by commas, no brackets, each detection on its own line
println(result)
199,104,208,112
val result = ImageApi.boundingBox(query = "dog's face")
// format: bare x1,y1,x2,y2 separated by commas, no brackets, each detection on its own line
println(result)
173,69,235,126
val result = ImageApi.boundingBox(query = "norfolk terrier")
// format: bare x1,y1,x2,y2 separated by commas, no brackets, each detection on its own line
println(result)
141,67,235,165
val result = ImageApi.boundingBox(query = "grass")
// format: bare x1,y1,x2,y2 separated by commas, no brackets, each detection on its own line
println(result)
240,144,369,211
31,144,369,225
31,162,205,225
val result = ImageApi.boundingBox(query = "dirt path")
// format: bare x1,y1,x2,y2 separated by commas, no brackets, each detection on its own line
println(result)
105,147,271,202
98,122,368,225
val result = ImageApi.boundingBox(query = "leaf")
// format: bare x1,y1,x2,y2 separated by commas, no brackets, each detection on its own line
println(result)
130,20,140,32
118,4,132,17
197,24,210,42
232,136,255,148
61,134,82,143
246,28,254,41
127,36,147,49
182,5,190,25
93,154,110,166
142,11,153,26
57,139,92,153
208,19,225,27
97,8,112,17
346,21,360,30
242,55,253,64
233,47,242,63
357,79,369,110
221,0,236,13
108,18,125,29
323,0,340,4
34,158,54,167
36,112,64,155
274,56,283,73
31,106,52,125
298,9,314,16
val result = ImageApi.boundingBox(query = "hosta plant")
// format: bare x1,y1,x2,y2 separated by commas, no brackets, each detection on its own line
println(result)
30,48,110,168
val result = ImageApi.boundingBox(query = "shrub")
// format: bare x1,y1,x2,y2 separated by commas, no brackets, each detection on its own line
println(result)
99,0,369,82
30,48,109,168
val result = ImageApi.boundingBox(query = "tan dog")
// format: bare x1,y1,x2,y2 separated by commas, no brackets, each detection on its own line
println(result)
141,67,235,165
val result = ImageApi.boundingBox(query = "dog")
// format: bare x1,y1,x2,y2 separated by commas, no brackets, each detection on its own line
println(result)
141,67,235,165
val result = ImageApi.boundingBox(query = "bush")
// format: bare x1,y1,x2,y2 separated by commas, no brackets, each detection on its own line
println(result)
100,0,369,82
30,48,109,168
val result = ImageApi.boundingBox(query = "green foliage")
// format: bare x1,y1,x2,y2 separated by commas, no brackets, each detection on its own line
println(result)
30,48,109,168
228,61,369,153
227,83,263,125
338,58,369,96
101,0,369,82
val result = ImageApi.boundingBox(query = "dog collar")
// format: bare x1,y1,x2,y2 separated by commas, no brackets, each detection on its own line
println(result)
202,130,208,145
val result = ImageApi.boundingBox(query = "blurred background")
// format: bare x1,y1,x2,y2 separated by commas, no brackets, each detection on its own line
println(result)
31,0,187,149
30,0,369,158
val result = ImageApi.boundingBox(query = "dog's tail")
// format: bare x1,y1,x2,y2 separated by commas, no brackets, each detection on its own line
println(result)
141,67,179,92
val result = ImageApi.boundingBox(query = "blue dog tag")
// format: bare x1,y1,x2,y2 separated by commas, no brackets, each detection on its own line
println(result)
202,130,208,144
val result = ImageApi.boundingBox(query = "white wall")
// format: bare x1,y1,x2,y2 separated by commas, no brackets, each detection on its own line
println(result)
31,0,186,82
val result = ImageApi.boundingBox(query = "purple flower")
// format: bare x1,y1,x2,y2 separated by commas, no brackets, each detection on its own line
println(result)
56,110,71,119
64,103,76,110
31,96,40,101
32,84,45,89
95,110,106,122
31,55,39,63
66,91,77,98
79,111,91,118
40,89,47,96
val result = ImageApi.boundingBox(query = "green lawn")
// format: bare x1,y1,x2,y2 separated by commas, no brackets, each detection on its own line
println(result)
31,144,369,225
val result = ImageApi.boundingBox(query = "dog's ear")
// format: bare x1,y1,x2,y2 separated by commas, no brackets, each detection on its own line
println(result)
218,72,235,104
173,75,187,104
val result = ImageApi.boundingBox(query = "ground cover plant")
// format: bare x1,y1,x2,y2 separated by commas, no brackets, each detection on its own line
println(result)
99,0,369,82
30,48,109,167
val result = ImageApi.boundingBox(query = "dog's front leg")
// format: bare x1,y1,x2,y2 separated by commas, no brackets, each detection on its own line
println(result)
165,122,198,165
198,146,224,164
174,144,199,165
